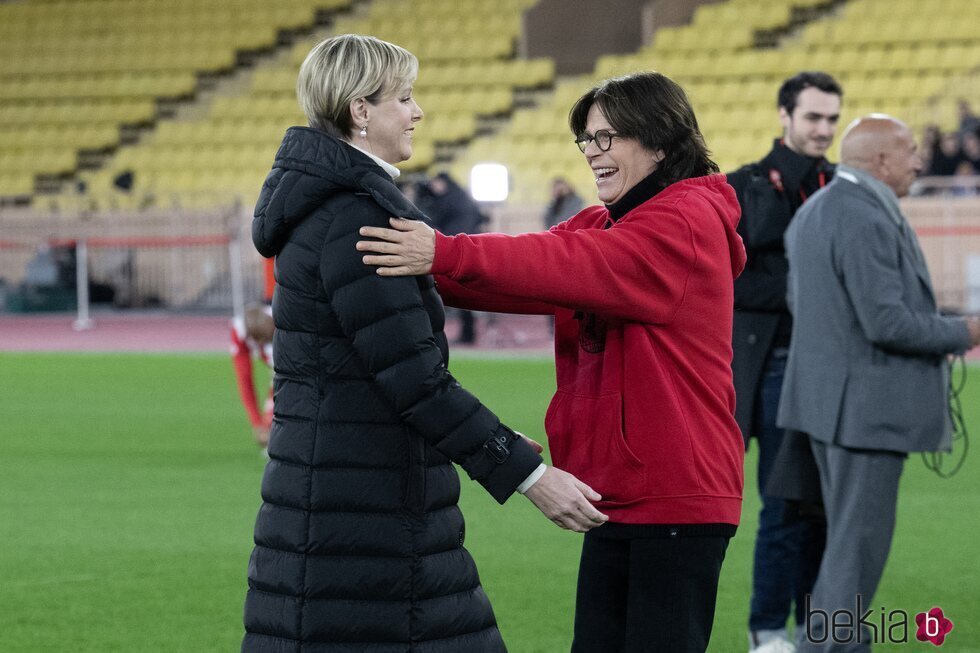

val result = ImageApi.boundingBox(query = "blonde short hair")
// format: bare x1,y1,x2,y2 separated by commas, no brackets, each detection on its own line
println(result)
297,34,418,139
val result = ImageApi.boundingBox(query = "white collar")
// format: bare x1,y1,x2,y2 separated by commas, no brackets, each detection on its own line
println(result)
348,142,401,179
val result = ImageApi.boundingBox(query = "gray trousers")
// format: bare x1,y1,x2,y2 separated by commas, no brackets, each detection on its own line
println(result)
797,438,905,653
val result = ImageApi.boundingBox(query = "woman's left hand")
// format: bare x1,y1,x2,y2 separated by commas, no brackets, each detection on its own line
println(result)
357,217,436,276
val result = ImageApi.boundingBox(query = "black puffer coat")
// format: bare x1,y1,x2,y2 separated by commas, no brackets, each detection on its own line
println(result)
242,127,543,653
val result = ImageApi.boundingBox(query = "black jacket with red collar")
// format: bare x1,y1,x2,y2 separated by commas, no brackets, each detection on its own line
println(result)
726,140,834,443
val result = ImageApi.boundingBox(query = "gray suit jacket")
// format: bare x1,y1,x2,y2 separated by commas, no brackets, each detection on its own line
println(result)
777,173,970,453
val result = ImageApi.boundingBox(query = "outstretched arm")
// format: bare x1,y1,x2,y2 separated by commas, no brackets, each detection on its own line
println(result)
357,218,558,314
359,208,697,324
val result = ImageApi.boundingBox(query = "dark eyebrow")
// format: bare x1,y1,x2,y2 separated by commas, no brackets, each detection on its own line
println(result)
803,112,840,121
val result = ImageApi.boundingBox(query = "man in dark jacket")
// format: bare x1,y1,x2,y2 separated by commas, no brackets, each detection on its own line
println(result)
726,71,842,653
421,172,487,236
418,172,488,343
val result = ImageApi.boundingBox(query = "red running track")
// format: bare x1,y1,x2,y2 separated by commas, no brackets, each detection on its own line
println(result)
0,312,556,354
0,313,232,352
1,311,976,359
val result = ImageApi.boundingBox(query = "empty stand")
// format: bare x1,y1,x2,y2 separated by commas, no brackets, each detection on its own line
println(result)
34,0,555,210
0,0,350,202
5,0,979,210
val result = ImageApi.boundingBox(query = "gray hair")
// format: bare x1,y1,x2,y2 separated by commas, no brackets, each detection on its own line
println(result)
297,34,418,139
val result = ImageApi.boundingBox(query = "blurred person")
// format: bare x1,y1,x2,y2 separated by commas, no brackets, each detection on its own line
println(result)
779,116,980,652
726,71,842,653
357,71,746,653
49,241,77,288
241,34,606,653
22,242,61,287
951,159,978,196
960,130,980,173
541,176,587,333
918,124,941,176
422,172,487,236
926,131,963,176
420,172,487,343
230,303,274,451
262,257,275,304
956,98,980,137
543,176,585,228
394,176,421,204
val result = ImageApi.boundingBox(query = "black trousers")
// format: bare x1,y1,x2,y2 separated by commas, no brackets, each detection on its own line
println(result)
459,309,476,343
571,530,730,653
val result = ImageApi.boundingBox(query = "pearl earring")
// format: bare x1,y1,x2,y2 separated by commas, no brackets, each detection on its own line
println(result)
359,125,367,137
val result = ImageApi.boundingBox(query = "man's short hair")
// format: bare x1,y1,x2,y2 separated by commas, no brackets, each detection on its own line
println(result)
296,34,418,140
777,71,843,115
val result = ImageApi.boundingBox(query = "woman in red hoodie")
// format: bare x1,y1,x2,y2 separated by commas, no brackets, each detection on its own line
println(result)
358,72,746,653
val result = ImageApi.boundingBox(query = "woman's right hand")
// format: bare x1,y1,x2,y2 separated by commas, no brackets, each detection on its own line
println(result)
524,466,609,533
357,217,436,276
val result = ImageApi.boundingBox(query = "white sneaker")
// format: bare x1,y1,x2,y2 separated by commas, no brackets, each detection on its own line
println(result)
749,638,796,653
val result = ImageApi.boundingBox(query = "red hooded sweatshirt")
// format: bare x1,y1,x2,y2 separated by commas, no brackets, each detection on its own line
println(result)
433,174,746,525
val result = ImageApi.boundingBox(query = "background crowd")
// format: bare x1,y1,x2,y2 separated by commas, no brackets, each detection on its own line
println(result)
919,99,980,191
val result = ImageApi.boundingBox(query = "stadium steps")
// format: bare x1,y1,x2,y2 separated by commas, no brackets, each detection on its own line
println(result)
171,68,260,124
754,0,849,47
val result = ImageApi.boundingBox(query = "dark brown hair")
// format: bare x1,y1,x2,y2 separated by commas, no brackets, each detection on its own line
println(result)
569,72,719,185
777,71,843,115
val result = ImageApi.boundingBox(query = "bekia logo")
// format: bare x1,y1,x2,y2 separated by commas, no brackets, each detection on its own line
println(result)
915,607,954,646
805,595,954,646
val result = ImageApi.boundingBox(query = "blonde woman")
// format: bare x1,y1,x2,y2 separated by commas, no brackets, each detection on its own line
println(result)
241,34,605,652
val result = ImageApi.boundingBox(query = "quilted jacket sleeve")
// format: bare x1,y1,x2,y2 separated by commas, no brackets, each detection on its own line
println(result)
320,197,543,504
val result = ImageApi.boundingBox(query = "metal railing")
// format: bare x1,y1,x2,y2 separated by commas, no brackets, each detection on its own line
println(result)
0,203,264,327
2,185,978,327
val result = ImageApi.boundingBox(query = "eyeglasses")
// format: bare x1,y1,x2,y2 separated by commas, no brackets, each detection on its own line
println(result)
575,129,619,153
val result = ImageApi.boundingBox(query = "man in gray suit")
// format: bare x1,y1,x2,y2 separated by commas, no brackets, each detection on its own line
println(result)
779,115,980,652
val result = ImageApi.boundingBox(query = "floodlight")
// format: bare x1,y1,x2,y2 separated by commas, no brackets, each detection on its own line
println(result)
470,163,509,202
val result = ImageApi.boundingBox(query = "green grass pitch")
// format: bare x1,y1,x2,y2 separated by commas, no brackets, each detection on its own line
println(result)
0,353,977,652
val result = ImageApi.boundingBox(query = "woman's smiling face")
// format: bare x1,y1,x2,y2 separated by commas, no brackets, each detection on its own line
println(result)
362,85,424,164
581,103,662,205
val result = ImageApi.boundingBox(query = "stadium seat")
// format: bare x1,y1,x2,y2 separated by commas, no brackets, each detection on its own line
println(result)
0,0,354,203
